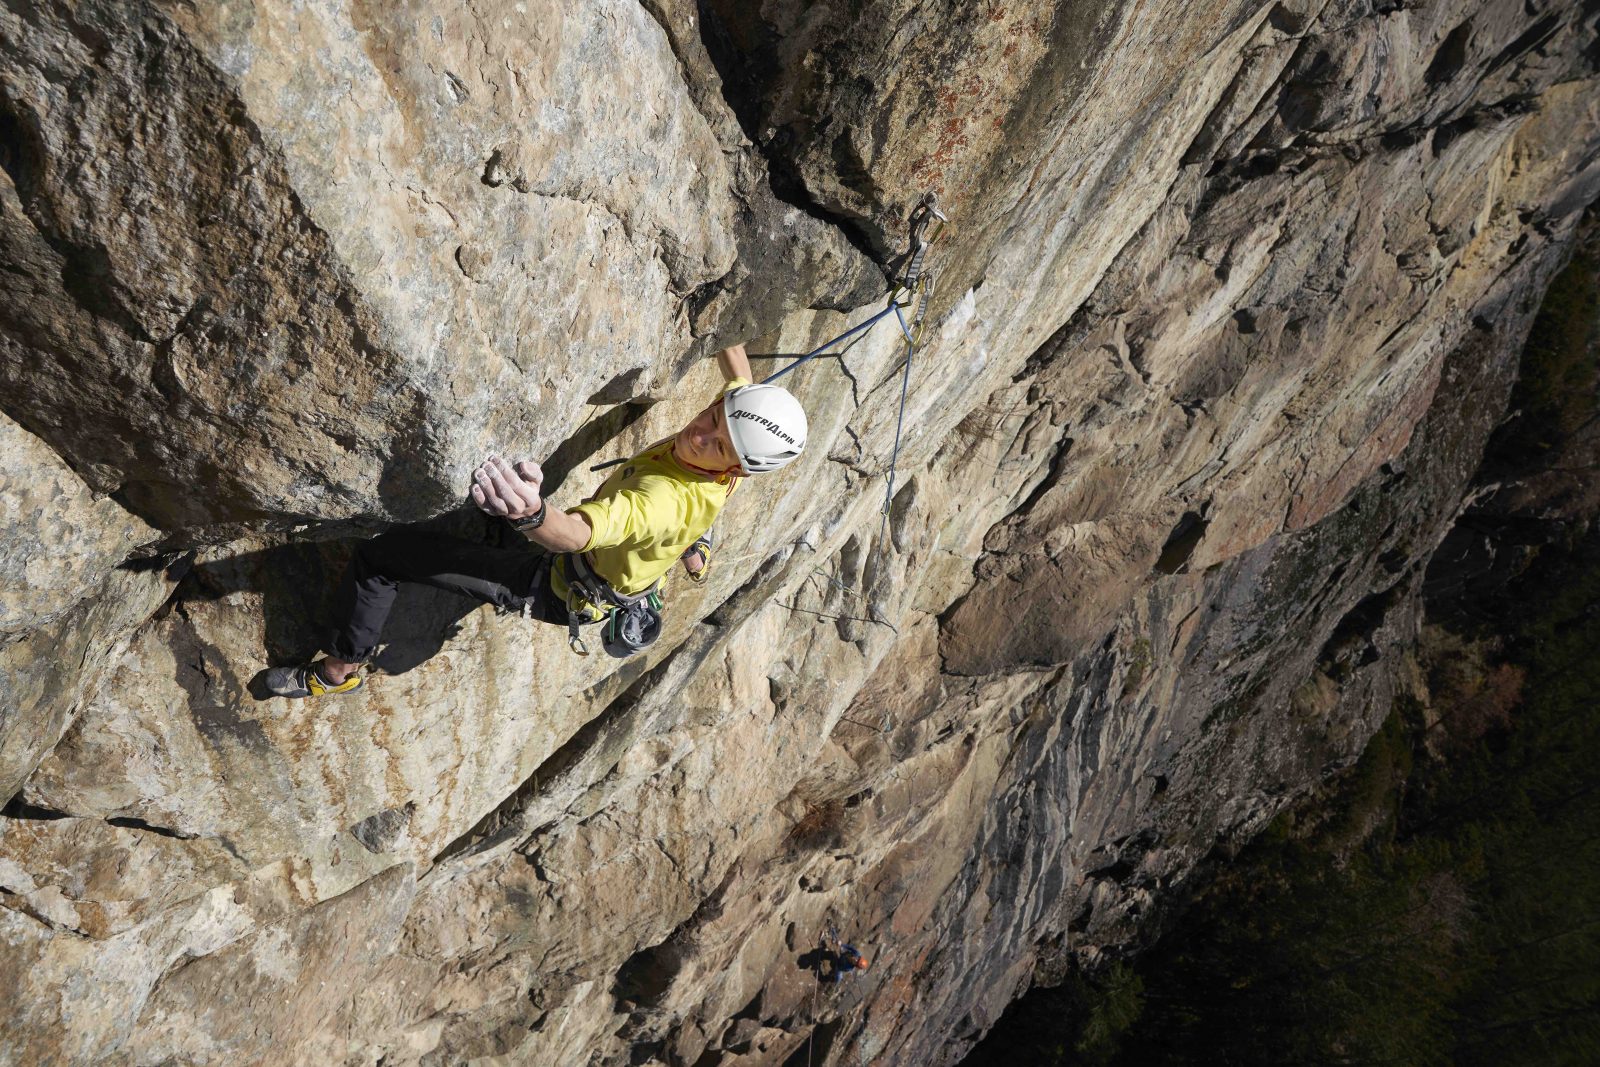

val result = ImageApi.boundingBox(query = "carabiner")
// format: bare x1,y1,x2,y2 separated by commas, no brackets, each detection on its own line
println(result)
900,191,949,289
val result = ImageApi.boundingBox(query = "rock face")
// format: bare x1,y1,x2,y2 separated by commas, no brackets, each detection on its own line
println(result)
1,0,1597,1064
0,412,175,801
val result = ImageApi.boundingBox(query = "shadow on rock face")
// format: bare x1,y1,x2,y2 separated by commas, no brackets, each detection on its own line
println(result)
796,946,837,985
178,511,504,698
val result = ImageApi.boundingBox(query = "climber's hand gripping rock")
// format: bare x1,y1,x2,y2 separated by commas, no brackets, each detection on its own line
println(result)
470,454,543,520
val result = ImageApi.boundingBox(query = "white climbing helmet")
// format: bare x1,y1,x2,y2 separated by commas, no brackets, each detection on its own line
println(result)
723,383,808,474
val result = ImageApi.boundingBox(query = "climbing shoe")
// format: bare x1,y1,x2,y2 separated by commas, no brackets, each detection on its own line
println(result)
681,531,714,583
264,664,363,699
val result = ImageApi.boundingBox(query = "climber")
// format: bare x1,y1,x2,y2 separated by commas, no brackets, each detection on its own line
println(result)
819,931,871,984
263,342,807,698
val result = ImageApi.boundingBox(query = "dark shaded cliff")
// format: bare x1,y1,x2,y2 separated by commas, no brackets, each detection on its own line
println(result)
961,209,1600,1067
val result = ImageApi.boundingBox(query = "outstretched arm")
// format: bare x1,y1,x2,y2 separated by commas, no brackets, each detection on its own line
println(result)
716,342,752,385
470,455,593,553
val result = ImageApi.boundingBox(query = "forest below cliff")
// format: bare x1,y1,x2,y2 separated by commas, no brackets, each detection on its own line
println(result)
964,220,1600,1067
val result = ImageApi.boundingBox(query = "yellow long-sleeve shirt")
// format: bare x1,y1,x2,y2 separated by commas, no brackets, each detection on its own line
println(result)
551,378,748,615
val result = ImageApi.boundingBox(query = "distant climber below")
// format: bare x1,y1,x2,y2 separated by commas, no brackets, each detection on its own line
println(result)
265,343,806,698
817,929,871,984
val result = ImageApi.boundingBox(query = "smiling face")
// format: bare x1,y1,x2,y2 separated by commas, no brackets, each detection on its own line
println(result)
673,399,744,475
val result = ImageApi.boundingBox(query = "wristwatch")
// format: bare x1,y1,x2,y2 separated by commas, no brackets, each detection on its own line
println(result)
512,500,548,531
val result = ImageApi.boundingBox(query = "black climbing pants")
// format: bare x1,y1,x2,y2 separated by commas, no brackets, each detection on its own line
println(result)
327,529,566,662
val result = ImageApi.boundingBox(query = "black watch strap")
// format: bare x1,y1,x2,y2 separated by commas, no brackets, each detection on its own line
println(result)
512,499,548,531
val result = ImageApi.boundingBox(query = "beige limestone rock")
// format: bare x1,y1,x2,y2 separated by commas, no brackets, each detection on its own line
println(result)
2,0,1599,1065
0,816,246,938
0,415,154,636
110,863,417,1067
0,0,878,535
0,411,174,799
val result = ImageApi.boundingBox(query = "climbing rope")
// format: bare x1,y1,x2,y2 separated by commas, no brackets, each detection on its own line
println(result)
879,293,918,551
581,203,938,477
585,194,949,647
590,193,950,540
766,193,948,552
767,192,946,385
764,303,902,384
808,980,818,1067
765,194,947,640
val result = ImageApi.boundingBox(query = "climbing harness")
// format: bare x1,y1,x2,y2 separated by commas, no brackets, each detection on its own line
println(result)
560,552,664,658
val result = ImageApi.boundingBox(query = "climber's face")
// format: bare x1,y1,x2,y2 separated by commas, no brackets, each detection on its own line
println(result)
675,400,743,475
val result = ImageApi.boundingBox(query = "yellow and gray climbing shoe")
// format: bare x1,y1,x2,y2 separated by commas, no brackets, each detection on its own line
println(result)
264,664,363,699
681,532,714,583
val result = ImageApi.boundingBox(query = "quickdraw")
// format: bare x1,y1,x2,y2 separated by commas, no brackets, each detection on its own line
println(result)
576,194,952,644
766,192,950,545
590,193,951,502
